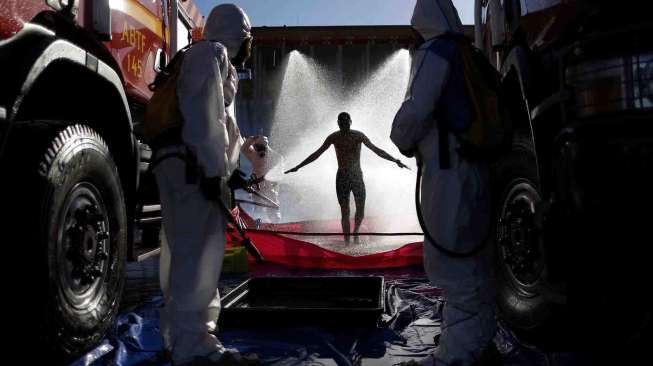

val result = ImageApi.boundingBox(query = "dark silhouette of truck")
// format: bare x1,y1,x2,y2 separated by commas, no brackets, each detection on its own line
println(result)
0,0,203,360
475,0,652,348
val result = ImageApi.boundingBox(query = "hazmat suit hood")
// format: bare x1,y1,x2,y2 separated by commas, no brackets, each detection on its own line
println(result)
203,4,252,59
411,0,464,41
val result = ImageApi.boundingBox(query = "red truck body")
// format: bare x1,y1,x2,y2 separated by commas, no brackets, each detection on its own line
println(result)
1,0,203,101
0,0,204,360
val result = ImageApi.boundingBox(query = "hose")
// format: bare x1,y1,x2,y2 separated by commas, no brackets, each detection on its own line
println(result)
414,161,490,258
236,199,279,210
218,197,265,263
244,229,423,237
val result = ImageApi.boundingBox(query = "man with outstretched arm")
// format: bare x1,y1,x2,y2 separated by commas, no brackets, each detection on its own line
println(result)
285,112,408,242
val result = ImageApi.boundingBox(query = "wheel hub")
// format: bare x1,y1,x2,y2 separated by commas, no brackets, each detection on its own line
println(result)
58,183,110,310
498,182,544,289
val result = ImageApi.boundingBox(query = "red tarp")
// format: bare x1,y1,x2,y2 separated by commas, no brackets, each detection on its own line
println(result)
228,207,423,269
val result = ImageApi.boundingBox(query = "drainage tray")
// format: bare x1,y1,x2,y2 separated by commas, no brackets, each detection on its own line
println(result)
220,276,385,328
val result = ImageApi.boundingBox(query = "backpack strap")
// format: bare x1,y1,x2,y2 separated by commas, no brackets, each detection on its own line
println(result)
428,35,459,170
148,42,195,91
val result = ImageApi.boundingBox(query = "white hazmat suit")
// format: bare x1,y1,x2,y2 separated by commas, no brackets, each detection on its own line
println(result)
391,1,495,365
241,136,284,222
153,4,251,364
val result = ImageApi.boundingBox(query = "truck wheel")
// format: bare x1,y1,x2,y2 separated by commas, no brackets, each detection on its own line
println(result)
37,125,127,357
492,134,555,334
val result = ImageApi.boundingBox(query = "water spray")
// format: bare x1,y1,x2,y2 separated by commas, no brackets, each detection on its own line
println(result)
270,49,418,233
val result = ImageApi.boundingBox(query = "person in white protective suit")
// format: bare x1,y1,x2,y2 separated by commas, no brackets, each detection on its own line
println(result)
152,4,258,366
241,135,284,222
391,1,498,365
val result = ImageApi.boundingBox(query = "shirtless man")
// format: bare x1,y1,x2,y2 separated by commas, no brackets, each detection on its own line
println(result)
285,112,408,242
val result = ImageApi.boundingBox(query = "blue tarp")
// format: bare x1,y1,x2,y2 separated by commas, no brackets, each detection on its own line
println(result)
72,266,593,366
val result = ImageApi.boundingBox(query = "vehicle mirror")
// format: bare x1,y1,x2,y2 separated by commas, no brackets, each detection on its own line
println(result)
154,49,167,73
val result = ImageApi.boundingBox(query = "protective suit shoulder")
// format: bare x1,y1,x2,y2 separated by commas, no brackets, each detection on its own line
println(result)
390,39,452,153
176,40,230,178
424,37,458,62
183,41,229,74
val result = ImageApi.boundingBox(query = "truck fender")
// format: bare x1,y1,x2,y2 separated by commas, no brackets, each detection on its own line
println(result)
501,45,534,119
12,41,131,128
0,23,139,246
500,45,542,185
0,23,134,152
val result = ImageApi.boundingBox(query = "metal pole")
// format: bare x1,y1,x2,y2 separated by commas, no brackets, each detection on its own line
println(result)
171,0,179,53
474,0,483,49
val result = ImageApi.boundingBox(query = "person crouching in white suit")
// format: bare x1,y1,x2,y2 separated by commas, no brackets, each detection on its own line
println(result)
391,1,498,365
241,135,284,223
153,4,258,366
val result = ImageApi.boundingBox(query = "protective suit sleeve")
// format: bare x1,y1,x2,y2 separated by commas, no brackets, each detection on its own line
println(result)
177,42,229,178
391,46,450,153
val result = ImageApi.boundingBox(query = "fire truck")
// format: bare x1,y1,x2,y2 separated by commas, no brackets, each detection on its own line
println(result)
0,0,203,359
475,0,652,345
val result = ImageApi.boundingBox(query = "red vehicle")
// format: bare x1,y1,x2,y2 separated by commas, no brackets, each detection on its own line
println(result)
0,0,203,359
475,0,652,347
